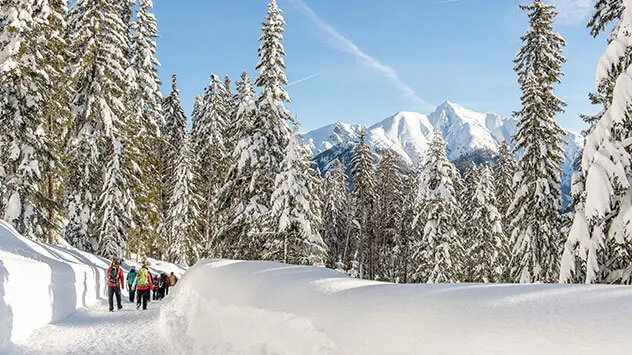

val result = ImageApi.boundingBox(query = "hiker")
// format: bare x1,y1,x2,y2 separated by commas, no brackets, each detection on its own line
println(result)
167,272,178,295
127,267,137,303
152,274,160,300
107,259,124,312
135,264,153,310
158,273,168,299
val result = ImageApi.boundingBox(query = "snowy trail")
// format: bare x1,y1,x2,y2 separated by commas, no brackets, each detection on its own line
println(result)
12,299,169,355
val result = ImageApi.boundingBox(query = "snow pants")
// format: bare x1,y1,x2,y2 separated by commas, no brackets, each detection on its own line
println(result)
128,285,135,303
108,286,122,311
137,289,149,310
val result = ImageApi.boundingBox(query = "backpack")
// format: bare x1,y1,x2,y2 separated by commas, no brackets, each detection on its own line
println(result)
169,275,177,286
127,271,137,285
137,268,148,287
108,266,120,285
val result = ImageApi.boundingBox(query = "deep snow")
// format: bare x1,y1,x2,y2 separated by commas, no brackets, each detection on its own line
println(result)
162,259,632,355
0,219,183,352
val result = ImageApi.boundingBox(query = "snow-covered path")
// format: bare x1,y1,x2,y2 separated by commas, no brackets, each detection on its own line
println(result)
12,299,169,355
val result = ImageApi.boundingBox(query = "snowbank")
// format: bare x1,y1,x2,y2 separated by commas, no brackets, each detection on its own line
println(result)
161,259,632,355
0,220,183,351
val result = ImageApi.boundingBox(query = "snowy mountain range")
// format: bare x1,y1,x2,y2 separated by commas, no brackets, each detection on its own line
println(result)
300,101,583,204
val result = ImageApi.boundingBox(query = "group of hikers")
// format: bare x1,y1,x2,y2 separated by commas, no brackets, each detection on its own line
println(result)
106,259,179,312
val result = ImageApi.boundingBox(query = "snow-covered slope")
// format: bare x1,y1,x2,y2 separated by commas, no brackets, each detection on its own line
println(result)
161,259,632,355
0,220,184,351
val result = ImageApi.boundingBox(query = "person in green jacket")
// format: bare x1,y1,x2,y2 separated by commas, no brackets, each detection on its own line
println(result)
127,267,137,303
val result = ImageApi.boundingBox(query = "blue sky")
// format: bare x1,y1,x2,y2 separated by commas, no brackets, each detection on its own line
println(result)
153,0,605,133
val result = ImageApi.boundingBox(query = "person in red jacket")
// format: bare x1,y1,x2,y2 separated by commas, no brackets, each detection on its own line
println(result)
135,264,153,310
106,259,124,312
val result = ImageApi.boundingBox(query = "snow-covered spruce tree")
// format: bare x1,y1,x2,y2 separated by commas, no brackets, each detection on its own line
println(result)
268,130,326,265
65,0,134,257
561,0,632,284
374,150,404,281
302,146,325,254
508,0,566,283
127,0,164,259
398,168,421,283
215,72,261,259
463,166,510,282
192,74,229,256
323,158,350,269
494,142,518,237
349,131,377,279
165,132,201,267
254,0,295,260
412,132,464,283
0,0,70,241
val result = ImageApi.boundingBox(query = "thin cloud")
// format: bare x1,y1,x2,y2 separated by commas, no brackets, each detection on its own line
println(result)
289,0,435,111
434,0,460,4
287,72,322,87
548,0,592,26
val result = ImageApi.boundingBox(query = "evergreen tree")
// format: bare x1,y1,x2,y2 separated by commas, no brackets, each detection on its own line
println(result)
398,168,421,283
192,74,229,256
374,150,404,281
494,142,517,237
349,131,377,278
128,0,163,258
323,158,350,269
215,72,260,259
508,0,566,283
65,0,134,257
561,0,632,284
412,133,464,283
0,0,70,241
462,166,509,282
269,131,326,265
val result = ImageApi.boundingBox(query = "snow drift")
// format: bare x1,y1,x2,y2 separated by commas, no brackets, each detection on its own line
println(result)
162,259,632,355
0,219,184,351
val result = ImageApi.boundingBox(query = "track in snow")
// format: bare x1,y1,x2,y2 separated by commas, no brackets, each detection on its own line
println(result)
12,298,169,355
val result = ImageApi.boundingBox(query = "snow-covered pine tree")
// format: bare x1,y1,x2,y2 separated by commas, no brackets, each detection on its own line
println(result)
509,0,567,283
412,132,464,283
65,0,135,257
349,131,377,279
398,168,422,283
192,74,229,256
302,146,325,258
253,0,294,260
0,0,70,241
374,150,404,281
561,0,632,284
165,131,201,267
323,158,350,269
493,142,517,237
269,129,326,265
215,72,261,259
462,166,509,282
128,0,164,258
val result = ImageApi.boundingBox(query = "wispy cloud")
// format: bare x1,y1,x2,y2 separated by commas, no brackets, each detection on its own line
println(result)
289,0,435,111
287,72,322,87
434,0,460,4
548,0,592,26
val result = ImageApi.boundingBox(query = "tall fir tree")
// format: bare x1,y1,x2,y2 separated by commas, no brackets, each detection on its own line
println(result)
192,74,229,256
508,0,566,283
462,166,509,282
323,158,350,269
349,131,377,279
374,150,404,281
65,0,135,257
0,0,70,241
561,0,632,284
215,72,261,259
127,0,164,259
494,142,518,238
398,168,422,283
412,133,464,283
269,130,326,265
